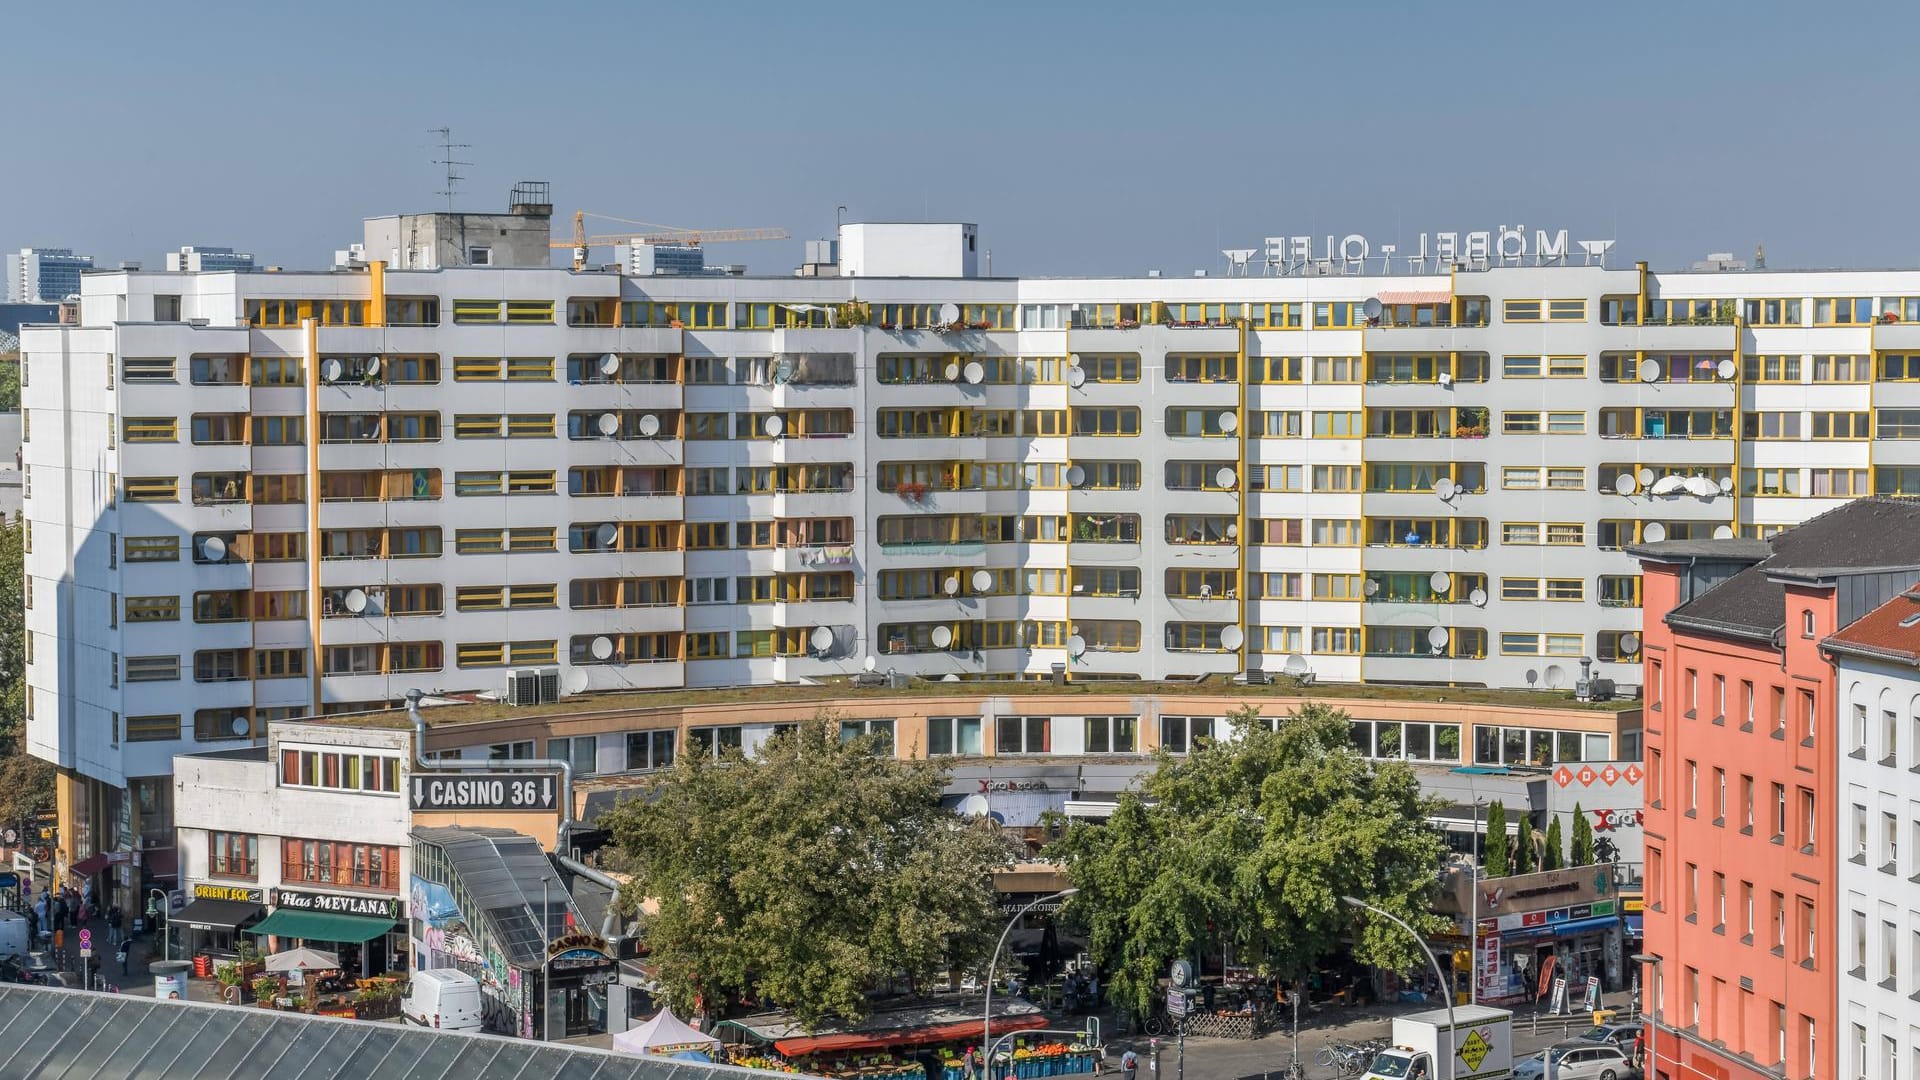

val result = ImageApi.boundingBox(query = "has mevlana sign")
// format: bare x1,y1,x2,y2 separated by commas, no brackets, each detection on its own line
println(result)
1263,226,1615,274
409,773,557,812
276,889,401,921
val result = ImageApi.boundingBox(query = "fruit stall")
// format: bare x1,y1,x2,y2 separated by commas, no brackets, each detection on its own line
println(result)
719,998,1055,1080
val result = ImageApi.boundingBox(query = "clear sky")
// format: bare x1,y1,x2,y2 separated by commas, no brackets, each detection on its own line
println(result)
9,0,1917,277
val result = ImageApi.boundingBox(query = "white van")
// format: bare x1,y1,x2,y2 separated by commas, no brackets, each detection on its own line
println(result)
0,910,29,959
402,969,484,1031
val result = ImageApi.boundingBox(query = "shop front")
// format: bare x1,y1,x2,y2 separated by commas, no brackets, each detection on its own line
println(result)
546,932,618,1038
248,889,405,978
172,882,266,963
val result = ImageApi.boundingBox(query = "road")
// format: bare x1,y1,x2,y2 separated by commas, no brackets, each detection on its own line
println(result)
1096,995,1639,1080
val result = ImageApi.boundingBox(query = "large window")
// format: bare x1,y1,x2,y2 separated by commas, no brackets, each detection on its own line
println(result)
547,735,598,776
1349,720,1462,763
996,716,1051,755
1472,726,1611,766
280,838,401,890
208,832,258,879
625,729,676,771
838,719,895,752
1159,715,1216,754
1084,716,1138,754
928,716,984,756
686,725,744,758
278,748,401,793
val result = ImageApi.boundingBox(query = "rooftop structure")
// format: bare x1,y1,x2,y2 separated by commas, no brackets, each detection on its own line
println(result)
5,246,92,302
165,245,256,272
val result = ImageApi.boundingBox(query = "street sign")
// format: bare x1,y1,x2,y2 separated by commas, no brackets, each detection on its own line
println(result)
79,947,91,959
1167,992,1189,1018
78,929,91,951
0,872,18,889
409,772,558,811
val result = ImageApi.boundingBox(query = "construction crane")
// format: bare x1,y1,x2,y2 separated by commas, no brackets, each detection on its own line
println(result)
554,210,789,270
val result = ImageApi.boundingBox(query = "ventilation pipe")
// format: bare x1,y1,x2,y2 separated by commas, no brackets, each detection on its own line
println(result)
406,688,575,849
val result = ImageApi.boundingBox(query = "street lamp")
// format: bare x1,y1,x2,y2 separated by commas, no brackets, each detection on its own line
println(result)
984,888,1078,1057
145,887,170,962
1344,896,1454,1080
1629,953,1663,1078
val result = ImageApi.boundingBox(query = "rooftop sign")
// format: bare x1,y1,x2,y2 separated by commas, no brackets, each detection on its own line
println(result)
1262,226,1616,276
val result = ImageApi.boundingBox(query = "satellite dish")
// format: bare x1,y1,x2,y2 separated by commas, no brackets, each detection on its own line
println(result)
963,360,985,384
773,356,796,383
863,655,877,672
810,625,834,652
1430,571,1452,593
1434,477,1457,501
1065,465,1087,488
1427,626,1450,649
343,588,369,614
595,523,619,548
1638,360,1663,383
1220,625,1245,650
763,415,785,437
1642,521,1667,543
1214,467,1236,489
1614,474,1638,496
365,357,381,377
596,413,619,436
1362,297,1384,319
1068,354,1082,368
1525,668,1540,687
230,715,250,737
931,625,954,649
321,358,343,383
1199,583,1214,599
1283,653,1310,676
1716,358,1736,380
1636,468,1656,486
1620,633,1642,656
1067,367,1087,388
939,302,962,325
590,635,614,660
198,536,227,561
638,413,661,437
1067,635,1088,657
564,668,590,694
600,353,621,376
1217,412,1238,434
944,362,961,381
1469,588,1488,607
943,576,961,596
1362,579,1380,596
941,673,962,682
1712,524,1735,540
971,569,994,592
1225,522,1239,540
1543,664,1566,688
1718,476,1733,493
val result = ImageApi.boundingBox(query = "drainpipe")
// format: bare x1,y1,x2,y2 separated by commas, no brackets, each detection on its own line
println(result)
406,688,575,851
558,854,625,943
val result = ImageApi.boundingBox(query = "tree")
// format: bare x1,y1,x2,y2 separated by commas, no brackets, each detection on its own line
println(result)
1570,803,1595,867
1542,817,1564,872
0,357,18,412
0,752,53,833
1513,816,1536,875
1483,802,1509,878
600,711,1018,1030
0,518,21,745
1049,703,1449,1019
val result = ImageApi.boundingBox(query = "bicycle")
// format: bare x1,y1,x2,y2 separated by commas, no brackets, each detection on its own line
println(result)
1313,1042,1376,1076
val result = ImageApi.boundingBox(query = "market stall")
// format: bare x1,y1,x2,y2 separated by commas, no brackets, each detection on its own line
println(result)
613,1007,722,1062
721,998,1058,1080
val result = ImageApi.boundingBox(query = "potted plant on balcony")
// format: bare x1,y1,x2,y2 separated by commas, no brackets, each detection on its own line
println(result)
251,973,282,1008
835,300,871,327
1453,408,1489,438
895,481,928,503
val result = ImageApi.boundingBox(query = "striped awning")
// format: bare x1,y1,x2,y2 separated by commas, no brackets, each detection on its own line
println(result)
1377,290,1453,305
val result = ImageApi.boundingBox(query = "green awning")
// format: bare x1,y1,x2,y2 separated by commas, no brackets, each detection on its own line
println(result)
247,908,396,943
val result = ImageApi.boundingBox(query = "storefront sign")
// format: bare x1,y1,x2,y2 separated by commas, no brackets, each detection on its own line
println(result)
978,779,1050,793
409,773,558,812
1262,226,1615,274
546,932,613,970
1509,879,1580,901
275,889,401,921
193,883,264,904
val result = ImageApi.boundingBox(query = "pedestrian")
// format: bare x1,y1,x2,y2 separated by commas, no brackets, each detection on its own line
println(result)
24,904,37,941
51,893,66,932
116,938,131,976
1121,1050,1138,1080
962,1046,979,1080
107,904,123,945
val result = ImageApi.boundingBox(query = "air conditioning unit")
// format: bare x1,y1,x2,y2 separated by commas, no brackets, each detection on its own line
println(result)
506,668,560,707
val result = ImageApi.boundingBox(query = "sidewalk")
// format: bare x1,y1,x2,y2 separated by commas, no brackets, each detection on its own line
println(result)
30,910,225,1002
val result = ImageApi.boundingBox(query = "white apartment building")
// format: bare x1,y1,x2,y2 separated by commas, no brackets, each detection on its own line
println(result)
6,246,94,303
23,208,1920,861
1823,595,1920,1080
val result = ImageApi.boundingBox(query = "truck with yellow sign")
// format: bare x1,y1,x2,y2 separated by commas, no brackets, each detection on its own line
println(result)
1362,1004,1514,1080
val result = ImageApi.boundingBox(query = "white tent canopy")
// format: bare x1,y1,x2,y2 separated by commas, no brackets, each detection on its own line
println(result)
265,947,340,972
613,1007,723,1058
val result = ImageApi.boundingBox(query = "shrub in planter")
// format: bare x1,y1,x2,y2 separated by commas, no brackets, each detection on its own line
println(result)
251,974,281,1007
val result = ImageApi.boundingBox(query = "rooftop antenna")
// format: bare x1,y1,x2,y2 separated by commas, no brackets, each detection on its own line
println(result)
430,126,472,212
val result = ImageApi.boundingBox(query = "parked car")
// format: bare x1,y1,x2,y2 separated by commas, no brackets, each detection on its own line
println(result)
402,969,483,1031
1513,1040,1640,1080
1572,1022,1643,1054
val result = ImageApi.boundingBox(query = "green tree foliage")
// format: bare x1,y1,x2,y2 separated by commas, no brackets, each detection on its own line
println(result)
0,516,49,829
1048,703,1449,1019
1569,803,1595,867
600,711,1019,1030
1483,802,1509,878
0,358,18,413
1513,815,1536,875
1542,817,1564,872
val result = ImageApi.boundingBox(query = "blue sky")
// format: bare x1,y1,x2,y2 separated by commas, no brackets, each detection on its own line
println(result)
9,0,1916,276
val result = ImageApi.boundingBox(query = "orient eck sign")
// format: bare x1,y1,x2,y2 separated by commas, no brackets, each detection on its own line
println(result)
409,772,559,812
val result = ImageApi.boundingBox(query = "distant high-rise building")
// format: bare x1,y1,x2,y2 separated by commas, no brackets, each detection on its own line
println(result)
5,247,94,302
164,246,255,272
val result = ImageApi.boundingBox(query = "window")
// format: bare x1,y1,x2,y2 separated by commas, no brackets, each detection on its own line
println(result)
838,719,895,752
278,748,401,793
547,735,599,776
1159,715,1216,754
1084,715,1138,753
927,716,983,756
1503,299,1542,322
208,832,258,878
625,729,676,771
994,716,1051,754
280,838,402,890
125,714,180,742
124,476,179,503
